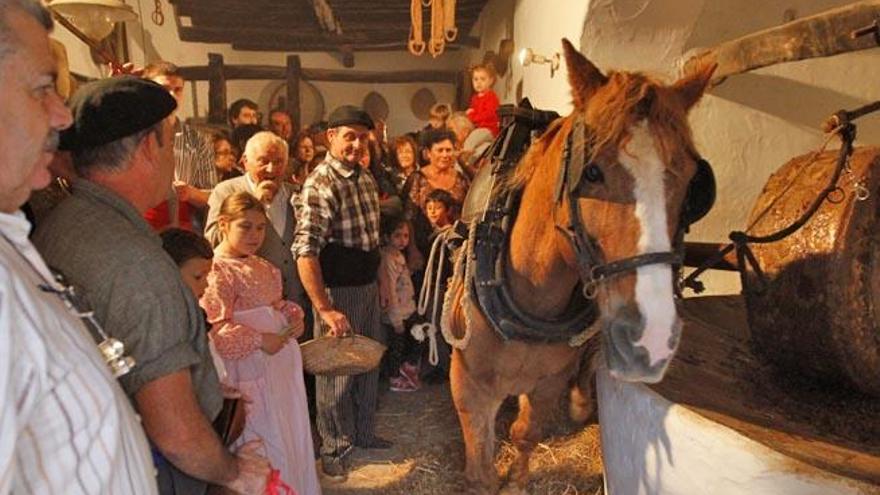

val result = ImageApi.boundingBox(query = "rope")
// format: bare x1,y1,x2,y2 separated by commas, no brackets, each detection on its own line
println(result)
408,0,426,56
415,226,454,363
417,227,449,320
441,222,477,349
410,322,439,365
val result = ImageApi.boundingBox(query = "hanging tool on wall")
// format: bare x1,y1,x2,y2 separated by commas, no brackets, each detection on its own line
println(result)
409,0,458,58
152,0,164,26
408,0,426,55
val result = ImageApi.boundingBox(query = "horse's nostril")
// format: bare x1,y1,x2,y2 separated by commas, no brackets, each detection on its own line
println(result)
602,314,675,383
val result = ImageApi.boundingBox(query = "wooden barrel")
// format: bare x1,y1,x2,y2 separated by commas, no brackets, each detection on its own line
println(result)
743,146,880,397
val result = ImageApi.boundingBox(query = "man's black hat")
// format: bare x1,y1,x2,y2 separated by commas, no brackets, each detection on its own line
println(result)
327,105,374,130
60,76,177,151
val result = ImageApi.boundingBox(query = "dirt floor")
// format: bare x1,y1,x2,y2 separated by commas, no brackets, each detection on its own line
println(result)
319,381,605,495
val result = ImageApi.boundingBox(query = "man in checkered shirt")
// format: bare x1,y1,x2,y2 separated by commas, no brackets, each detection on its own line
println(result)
293,105,392,480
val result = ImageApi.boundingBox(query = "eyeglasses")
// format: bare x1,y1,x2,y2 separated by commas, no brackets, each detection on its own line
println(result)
40,271,135,378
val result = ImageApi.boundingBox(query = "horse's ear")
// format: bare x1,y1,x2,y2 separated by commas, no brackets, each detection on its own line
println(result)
673,61,717,111
562,38,607,109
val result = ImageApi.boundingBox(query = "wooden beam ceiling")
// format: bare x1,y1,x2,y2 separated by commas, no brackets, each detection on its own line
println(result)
170,0,488,54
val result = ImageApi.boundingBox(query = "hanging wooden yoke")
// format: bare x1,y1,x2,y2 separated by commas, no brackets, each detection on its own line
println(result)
409,0,458,57
408,0,426,56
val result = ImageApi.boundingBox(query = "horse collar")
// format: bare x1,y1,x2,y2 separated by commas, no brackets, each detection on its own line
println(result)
465,109,600,344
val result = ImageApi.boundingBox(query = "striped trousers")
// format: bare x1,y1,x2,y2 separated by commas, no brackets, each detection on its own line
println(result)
314,282,385,460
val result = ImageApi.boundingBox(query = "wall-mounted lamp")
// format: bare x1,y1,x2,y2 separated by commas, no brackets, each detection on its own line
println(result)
518,48,561,77
47,0,137,72
48,0,137,42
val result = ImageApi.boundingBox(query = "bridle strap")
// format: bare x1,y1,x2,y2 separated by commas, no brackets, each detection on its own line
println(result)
561,116,682,298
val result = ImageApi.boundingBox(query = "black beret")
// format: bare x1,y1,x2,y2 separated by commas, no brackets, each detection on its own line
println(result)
327,105,374,130
60,76,177,151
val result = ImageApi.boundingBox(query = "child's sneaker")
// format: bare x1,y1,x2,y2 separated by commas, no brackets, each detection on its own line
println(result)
400,362,422,389
389,375,418,392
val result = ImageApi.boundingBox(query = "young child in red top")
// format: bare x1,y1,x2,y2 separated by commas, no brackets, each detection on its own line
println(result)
466,64,500,137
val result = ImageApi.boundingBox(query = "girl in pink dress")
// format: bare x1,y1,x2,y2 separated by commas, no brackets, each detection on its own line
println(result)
201,191,321,495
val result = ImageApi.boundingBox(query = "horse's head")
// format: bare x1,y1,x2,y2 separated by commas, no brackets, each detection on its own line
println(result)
558,39,715,383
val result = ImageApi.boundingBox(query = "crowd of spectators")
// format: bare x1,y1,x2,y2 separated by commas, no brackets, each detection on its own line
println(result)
3,1,505,489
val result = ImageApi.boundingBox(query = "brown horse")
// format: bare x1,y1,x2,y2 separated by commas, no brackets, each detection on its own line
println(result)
443,39,715,494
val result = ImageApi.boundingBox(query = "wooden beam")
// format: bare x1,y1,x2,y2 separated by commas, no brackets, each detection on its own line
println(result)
683,242,738,271
178,26,340,44
207,53,226,125
178,63,459,84
174,0,486,17
454,70,469,110
229,36,481,52
286,55,302,129
179,25,472,44
684,0,880,87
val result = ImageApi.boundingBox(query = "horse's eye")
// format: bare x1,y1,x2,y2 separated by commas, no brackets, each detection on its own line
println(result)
585,164,604,183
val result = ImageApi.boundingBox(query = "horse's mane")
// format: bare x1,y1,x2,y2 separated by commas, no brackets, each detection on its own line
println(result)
506,69,698,191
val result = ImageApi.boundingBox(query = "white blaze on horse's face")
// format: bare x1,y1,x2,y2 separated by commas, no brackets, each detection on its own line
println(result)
612,119,680,379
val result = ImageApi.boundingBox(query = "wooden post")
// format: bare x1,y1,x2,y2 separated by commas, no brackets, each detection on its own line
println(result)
207,53,227,125
455,69,470,110
286,55,302,130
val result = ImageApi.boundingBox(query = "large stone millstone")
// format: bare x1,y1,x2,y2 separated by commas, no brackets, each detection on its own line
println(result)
743,146,880,397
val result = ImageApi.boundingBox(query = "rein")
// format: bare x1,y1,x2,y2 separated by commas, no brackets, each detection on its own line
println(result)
681,105,866,294
557,116,683,299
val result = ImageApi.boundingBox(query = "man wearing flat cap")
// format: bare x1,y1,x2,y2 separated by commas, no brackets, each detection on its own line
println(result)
293,105,391,479
33,76,271,494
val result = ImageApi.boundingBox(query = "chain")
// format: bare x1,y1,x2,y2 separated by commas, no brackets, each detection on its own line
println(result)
842,151,871,201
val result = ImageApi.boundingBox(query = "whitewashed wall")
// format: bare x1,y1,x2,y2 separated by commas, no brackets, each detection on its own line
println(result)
470,0,880,295
50,0,466,135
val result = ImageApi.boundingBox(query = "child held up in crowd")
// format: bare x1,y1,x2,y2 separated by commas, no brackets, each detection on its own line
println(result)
379,216,421,392
466,63,500,137
200,191,321,495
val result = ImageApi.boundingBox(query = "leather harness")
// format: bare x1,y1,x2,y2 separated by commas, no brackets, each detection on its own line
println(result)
454,100,705,344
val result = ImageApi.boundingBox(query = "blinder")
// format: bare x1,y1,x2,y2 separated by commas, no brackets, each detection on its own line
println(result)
558,117,714,296
680,158,716,228
561,118,716,228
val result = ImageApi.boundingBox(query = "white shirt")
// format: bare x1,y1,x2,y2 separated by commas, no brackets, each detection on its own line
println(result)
0,211,158,494
245,174,288,238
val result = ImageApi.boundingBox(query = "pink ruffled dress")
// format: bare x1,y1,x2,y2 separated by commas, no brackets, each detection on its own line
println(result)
201,254,321,495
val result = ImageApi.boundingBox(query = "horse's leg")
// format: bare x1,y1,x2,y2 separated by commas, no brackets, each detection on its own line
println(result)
451,349,504,495
503,370,570,494
570,337,601,423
